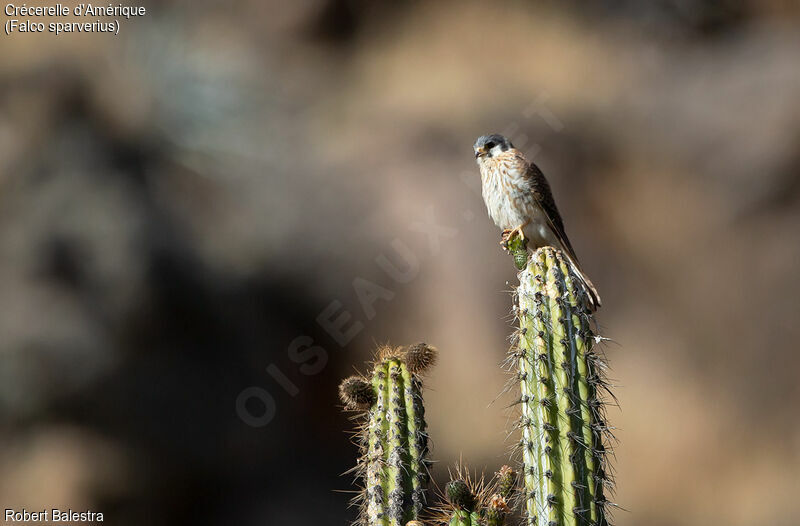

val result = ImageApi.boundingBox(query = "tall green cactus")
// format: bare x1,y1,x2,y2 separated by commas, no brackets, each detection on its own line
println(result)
509,243,613,526
339,344,437,526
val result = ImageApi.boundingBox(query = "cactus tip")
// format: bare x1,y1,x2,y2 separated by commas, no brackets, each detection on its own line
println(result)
445,479,475,511
495,465,517,499
404,342,438,374
505,231,529,270
338,375,375,410
377,344,406,362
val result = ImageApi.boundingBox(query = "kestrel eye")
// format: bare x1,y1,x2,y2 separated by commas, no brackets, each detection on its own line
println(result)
485,141,496,150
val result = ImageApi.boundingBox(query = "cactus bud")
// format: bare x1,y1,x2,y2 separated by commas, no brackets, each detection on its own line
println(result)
495,465,516,500
446,480,475,510
486,494,510,526
338,376,375,410
405,342,438,374
505,232,529,270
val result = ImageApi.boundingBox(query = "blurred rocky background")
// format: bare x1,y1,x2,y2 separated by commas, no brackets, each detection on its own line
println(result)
1,1,799,524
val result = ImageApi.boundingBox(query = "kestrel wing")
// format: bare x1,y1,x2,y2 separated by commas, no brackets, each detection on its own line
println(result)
525,161,581,265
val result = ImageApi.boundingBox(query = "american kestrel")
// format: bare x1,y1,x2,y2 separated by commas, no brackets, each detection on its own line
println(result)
474,134,601,309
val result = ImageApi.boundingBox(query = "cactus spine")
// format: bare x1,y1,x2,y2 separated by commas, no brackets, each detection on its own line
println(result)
339,344,437,526
512,244,612,526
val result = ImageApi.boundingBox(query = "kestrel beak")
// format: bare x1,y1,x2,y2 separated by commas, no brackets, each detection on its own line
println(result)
474,147,486,158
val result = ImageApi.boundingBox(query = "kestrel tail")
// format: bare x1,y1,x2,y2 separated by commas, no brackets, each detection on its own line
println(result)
473,134,602,309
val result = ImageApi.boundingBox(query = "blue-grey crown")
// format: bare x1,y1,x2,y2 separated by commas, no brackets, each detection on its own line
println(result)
474,134,514,152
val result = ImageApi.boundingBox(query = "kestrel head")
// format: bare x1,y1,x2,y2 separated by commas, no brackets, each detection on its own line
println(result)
474,134,514,160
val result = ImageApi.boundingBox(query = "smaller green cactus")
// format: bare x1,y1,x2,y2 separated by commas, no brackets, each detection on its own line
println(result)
435,465,517,526
339,344,437,526
446,478,482,526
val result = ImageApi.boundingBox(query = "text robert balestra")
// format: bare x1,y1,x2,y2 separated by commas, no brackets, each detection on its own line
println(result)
5,509,104,522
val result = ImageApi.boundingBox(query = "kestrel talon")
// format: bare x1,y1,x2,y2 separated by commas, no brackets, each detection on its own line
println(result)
474,134,601,309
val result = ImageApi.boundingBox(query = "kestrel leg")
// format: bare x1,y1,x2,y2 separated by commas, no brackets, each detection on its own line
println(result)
501,220,530,249
509,220,530,242
501,219,530,245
